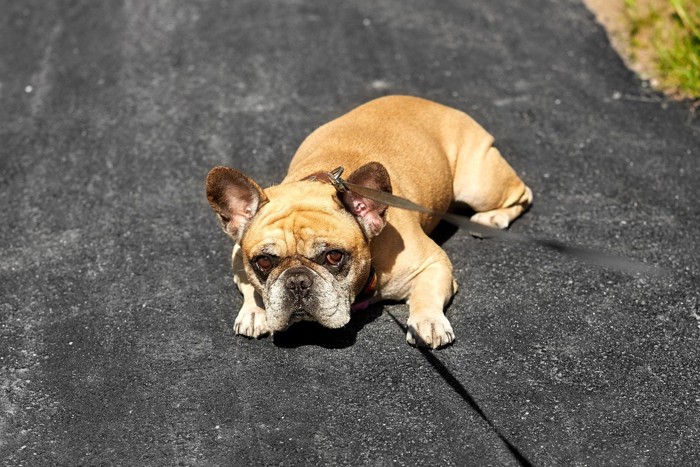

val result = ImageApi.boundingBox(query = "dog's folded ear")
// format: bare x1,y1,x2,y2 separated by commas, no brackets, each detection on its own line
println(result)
206,166,268,241
340,162,392,239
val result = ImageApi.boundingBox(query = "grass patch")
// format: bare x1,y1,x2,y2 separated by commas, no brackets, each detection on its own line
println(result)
625,0,700,99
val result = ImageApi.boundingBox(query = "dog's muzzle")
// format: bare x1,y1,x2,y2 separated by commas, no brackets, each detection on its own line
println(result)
265,265,351,331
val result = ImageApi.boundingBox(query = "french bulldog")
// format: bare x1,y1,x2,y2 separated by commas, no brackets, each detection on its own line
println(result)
206,95,532,348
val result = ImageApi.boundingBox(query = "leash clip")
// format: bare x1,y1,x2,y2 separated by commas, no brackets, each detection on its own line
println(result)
328,166,348,192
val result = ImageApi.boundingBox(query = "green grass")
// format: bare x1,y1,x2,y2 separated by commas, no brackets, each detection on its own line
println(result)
625,0,700,99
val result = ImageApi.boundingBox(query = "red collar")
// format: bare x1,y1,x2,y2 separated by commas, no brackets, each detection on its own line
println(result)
351,266,377,311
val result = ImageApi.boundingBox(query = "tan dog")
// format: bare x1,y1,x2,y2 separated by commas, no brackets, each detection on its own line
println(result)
206,95,532,348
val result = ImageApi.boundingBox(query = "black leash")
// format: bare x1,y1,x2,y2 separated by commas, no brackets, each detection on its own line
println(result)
326,166,662,276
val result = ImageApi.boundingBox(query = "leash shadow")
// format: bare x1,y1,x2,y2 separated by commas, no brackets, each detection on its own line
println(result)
386,310,534,467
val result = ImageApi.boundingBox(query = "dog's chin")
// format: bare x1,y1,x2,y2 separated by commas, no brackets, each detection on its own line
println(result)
265,305,351,332
316,309,352,329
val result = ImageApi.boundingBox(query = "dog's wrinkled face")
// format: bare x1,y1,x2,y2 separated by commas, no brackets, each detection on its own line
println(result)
242,182,371,331
206,163,391,333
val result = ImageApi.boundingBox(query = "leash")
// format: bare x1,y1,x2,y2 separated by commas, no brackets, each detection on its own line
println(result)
324,166,662,276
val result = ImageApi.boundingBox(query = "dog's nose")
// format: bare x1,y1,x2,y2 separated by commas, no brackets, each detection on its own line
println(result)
284,268,314,296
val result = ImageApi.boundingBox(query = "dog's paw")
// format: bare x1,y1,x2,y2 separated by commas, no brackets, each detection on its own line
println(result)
471,211,510,229
406,315,455,349
234,305,270,338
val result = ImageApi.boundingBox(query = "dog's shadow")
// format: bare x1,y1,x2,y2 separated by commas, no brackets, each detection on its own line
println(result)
431,202,475,246
272,305,384,349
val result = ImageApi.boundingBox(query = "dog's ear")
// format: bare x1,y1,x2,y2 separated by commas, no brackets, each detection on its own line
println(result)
340,162,392,239
206,166,268,241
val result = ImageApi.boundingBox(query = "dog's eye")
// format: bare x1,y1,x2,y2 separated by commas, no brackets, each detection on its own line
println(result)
254,255,274,272
325,250,344,266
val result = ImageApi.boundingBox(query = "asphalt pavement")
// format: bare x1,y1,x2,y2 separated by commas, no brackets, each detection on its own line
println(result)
1,1,699,465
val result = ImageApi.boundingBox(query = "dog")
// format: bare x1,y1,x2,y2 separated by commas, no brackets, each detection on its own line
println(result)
206,95,532,348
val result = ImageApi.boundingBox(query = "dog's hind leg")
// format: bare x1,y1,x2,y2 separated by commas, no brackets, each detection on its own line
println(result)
452,145,532,229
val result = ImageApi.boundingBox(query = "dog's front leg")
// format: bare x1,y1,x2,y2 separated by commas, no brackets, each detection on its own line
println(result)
231,244,270,338
405,256,457,349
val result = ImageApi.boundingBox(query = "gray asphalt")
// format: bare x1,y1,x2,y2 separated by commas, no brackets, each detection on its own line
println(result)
2,1,699,465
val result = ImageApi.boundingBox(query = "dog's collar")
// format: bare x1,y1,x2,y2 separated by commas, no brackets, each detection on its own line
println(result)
301,166,348,192
351,266,377,312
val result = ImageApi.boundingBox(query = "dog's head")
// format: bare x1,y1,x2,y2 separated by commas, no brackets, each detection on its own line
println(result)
206,163,391,331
